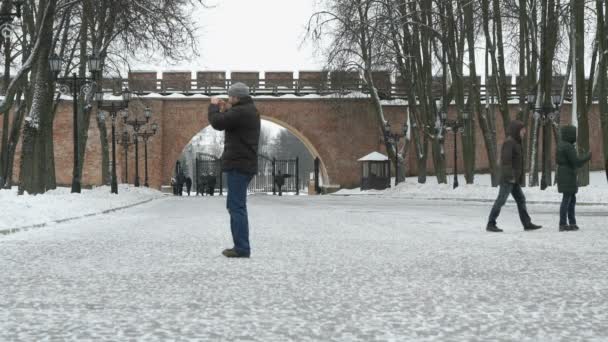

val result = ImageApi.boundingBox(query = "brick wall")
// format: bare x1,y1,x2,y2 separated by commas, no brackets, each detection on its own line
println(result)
1,100,605,190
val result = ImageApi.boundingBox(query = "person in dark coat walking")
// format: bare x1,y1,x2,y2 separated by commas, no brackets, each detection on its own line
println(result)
176,172,185,196
197,174,207,196
171,177,177,195
274,170,291,196
185,177,192,196
207,174,217,196
556,125,591,231
209,82,261,258
487,120,542,232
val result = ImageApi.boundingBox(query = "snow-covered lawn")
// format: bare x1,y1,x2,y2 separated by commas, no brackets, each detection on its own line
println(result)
336,171,608,205
1,194,607,341
0,185,164,232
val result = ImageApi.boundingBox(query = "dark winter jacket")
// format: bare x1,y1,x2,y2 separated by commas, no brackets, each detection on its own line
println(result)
499,120,526,185
556,125,591,194
208,96,261,175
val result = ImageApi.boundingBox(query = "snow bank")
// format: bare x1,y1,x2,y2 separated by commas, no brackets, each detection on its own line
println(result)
0,185,165,231
335,172,608,204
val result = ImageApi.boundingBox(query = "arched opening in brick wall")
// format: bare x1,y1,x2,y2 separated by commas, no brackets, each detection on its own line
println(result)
174,118,329,193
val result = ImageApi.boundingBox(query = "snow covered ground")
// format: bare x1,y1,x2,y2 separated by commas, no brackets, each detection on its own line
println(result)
1,194,607,341
336,171,608,205
0,185,165,232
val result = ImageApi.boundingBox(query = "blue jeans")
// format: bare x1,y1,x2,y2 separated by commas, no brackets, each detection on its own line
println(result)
488,183,532,227
559,193,576,226
226,170,253,255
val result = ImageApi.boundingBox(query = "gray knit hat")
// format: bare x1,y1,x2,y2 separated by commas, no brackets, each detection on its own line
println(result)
228,82,250,97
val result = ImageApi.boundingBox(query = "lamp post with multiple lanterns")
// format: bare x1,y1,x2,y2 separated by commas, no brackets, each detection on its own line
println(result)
123,107,151,187
49,51,102,193
96,89,132,194
527,93,562,190
383,121,409,186
440,110,470,189
136,119,158,187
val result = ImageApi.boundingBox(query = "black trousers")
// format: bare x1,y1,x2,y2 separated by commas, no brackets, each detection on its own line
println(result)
559,193,576,226
488,182,532,227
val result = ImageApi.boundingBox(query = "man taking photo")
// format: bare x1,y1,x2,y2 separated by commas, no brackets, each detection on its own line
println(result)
208,82,261,258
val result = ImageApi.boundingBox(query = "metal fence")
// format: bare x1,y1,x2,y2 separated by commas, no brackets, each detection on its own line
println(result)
194,155,300,195
195,156,223,195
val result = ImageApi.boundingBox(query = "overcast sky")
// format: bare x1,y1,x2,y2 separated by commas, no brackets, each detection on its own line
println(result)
137,0,325,74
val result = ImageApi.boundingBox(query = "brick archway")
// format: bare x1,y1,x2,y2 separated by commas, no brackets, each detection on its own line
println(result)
171,116,331,187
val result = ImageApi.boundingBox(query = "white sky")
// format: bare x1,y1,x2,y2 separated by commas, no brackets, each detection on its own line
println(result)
133,0,595,80
137,0,325,73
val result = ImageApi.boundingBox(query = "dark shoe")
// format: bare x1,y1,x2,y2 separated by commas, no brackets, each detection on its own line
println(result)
222,248,250,258
559,225,574,232
486,223,503,232
569,224,580,231
524,223,542,231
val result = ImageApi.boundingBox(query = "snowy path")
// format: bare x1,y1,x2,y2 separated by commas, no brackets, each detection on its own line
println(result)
1,195,607,341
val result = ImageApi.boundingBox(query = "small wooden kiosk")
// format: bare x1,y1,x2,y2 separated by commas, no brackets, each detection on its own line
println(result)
358,152,391,190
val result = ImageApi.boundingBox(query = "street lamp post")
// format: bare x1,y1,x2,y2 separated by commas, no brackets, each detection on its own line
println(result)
49,51,101,193
117,130,132,183
528,93,561,190
136,120,158,187
123,107,151,187
383,121,409,186
441,110,469,189
96,88,132,194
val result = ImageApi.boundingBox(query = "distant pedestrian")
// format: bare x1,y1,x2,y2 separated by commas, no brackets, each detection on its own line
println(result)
274,170,291,196
171,177,177,195
177,171,185,196
207,174,217,196
486,120,542,232
556,125,591,232
197,174,207,196
208,82,260,258
185,177,192,196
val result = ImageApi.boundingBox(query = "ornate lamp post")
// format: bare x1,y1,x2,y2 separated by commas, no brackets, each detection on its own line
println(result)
136,119,158,187
117,130,132,183
528,93,561,190
49,51,101,193
441,110,469,189
123,106,151,187
383,121,409,186
96,88,132,194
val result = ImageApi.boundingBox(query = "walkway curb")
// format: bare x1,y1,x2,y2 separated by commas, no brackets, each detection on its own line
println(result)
0,197,163,236
329,193,607,207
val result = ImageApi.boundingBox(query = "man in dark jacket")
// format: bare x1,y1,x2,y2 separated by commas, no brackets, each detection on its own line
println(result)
274,170,291,196
207,174,217,196
185,177,192,196
209,82,261,258
556,125,591,231
487,120,542,232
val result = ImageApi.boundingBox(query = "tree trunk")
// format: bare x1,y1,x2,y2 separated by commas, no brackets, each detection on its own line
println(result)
0,37,10,184
2,92,25,188
97,114,110,185
572,0,589,186
597,0,608,182
18,0,57,195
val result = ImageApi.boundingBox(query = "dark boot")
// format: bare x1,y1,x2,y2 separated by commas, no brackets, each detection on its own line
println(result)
569,224,580,231
486,223,503,232
559,225,575,232
222,248,250,258
524,223,542,231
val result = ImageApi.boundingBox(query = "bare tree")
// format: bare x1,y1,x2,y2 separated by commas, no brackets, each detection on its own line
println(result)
307,0,409,185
